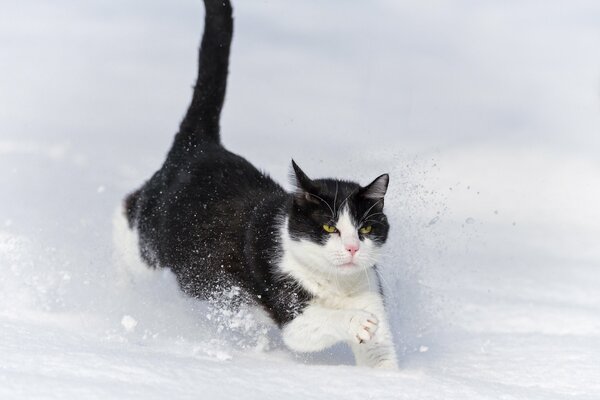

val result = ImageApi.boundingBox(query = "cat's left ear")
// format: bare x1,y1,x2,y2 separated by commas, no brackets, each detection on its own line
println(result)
359,174,389,202
290,160,319,204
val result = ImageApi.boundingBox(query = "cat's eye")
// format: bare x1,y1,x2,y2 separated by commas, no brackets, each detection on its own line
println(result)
322,224,337,233
359,225,372,234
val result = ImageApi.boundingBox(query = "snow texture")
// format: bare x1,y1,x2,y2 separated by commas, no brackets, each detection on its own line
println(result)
1,0,600,399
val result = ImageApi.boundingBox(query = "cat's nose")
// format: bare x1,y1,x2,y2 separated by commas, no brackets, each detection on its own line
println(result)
345,244,359,256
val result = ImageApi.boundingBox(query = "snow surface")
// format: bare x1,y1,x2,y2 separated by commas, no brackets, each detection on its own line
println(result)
1,0,600,398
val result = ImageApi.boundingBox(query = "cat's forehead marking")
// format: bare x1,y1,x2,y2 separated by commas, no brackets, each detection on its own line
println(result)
335,206,357,234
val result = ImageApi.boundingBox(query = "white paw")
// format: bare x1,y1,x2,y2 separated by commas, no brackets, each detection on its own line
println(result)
348,311,379,344
374,358,399,369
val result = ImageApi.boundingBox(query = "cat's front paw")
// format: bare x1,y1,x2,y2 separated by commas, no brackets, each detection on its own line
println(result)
348,311,379,344
374,358,399,369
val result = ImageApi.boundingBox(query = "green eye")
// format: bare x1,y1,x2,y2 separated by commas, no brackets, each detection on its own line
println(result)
359,225,372,234
323,224,337,233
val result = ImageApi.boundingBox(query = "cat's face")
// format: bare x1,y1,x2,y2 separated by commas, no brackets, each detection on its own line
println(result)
286,161,390,276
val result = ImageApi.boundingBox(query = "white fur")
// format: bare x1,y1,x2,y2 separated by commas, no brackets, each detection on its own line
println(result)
279,207,398,369
112,205,155,285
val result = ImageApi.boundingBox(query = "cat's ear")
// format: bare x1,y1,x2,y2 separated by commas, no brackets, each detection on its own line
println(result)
290,160,319,204
359,174,389,202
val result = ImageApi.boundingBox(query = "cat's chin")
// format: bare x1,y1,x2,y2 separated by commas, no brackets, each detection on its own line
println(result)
338,262,356,268
331,262,370,275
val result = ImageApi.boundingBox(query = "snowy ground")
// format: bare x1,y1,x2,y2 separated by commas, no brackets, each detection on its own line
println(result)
1,0,600,399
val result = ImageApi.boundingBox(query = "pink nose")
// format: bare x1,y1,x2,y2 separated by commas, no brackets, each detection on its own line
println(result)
345,244,359,256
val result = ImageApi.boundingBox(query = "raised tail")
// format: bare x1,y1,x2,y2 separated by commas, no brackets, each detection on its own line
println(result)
170,0,233,157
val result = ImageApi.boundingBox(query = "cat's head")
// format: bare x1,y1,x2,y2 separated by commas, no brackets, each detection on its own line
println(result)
286,160,390,276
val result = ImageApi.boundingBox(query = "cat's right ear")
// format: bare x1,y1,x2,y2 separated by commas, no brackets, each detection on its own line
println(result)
290,160,319,205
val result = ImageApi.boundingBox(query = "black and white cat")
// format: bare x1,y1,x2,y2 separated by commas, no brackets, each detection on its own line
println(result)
118,0,397,368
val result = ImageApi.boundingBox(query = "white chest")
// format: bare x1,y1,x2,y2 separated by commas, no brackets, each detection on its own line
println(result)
279,250,380,307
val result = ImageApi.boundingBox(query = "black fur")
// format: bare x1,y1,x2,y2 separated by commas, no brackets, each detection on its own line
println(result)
125,0,390,327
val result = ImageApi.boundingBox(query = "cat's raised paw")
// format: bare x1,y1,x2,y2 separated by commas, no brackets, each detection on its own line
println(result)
348,311,379,344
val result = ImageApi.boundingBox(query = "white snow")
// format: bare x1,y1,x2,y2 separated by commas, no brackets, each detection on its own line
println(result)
121,316,138,333
1,0,599,399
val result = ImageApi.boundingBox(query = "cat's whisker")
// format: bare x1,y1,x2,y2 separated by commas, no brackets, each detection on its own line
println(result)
361,212,385,224
307,193,335,219
359,199,383,224
338,189,357,213
333,182,339,217
333,269,339,293
361,220,386,226
328,262,342,294
374,266,393,294
362,265,372,292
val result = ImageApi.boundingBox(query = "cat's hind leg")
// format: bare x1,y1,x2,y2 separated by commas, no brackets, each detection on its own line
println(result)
111,203,153,285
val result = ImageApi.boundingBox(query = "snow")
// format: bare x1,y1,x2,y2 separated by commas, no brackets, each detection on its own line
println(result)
120,316,138,333
1,0,600,398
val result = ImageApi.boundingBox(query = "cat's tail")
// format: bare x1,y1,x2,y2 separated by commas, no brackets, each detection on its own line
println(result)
170,0,233,157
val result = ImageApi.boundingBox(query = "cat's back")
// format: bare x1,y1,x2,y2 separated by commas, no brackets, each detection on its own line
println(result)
161,145,285,204
129,146,286,269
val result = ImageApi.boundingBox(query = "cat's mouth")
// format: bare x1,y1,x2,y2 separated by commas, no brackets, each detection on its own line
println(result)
338,262,357,268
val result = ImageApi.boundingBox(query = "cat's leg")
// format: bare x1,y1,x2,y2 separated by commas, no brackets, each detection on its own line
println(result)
111,205,154,286
349,321,398,369
344,292,399,369
281,292,398,368
282,304,379,353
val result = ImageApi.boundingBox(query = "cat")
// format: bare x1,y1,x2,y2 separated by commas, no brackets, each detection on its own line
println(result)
119,0,398,368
